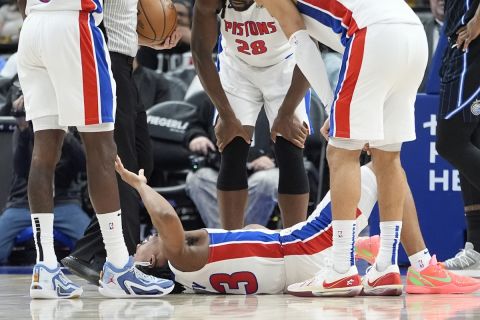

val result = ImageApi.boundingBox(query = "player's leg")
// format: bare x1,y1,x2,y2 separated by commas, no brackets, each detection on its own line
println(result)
262,58,310,227
45,12,173,297
260,57,310,228
438,116,480,276
217,57,261,229
16,12,82,298
286,165,378,296
217,130,254,229
362,23,428,296
288,28,379,296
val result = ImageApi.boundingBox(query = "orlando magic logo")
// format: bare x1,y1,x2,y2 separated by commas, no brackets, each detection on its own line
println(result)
471,100,480,116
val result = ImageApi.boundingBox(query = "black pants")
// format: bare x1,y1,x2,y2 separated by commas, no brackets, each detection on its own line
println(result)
436,112,480,206
71,52,152,264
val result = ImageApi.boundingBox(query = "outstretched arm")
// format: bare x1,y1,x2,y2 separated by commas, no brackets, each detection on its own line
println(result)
258,0,334,110
115,157,207,270
115,157,185,258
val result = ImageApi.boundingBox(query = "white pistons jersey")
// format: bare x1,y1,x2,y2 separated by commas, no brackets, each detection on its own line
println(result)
26,0,103,22
297,0,421,45
170,167,378,294
219,1,292,68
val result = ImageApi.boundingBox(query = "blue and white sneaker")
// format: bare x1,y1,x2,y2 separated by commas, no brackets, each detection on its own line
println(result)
98,257,174,298
30,263,83,299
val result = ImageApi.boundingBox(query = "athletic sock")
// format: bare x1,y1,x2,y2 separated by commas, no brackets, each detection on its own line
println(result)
332,220,356,274
97,210,129,269
31,213,57,269
376,221,402,272
408,248,432,271
466,211,480,250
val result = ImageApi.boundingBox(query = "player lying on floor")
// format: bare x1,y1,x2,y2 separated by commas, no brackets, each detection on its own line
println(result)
114,157,480,296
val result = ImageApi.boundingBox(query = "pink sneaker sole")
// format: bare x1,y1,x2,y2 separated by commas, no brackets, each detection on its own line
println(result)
406,283,480,294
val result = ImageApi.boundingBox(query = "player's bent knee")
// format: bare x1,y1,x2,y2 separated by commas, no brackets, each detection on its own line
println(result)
217,137,250,191
275,137,309,194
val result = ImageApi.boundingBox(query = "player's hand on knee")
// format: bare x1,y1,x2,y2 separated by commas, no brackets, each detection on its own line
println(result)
115,156,147,190
215,117,251,152
271,114,308,148
320,118,330,141
189,136,216,155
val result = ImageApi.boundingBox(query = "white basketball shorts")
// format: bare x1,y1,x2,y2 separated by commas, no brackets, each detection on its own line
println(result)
328,23,428,145
217,52,310,130
17,11,116,131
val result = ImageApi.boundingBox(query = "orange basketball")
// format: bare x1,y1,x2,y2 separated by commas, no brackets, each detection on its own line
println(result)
137,0,177,45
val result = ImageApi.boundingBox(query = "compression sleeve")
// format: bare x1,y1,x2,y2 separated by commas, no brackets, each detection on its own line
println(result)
289,29,334,115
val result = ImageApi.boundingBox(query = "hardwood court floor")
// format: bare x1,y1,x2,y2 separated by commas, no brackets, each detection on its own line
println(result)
1,274,480,320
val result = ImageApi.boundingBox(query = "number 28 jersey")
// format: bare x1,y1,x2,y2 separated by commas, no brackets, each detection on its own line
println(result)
219,1,293,68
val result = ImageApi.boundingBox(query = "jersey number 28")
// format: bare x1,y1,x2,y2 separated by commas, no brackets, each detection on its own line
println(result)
210,271,258,294
235,40,268,55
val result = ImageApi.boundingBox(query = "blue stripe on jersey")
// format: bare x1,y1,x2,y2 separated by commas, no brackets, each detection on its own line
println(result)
209,230,280,245
216,34,223,72
89,14,114,123
329,36,352,136
92,0,103,13
304,89,314,134
279,202,332,244
297,1,348,46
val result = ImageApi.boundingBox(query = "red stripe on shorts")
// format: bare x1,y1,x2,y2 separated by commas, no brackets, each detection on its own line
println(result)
79,12,99,125
81,0,96,11
333,28,367,138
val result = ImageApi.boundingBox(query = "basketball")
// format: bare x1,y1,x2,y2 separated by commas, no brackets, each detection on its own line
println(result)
137,0,178,45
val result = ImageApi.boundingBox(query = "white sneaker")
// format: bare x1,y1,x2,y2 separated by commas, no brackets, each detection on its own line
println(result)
362,264,403,296
443,242,480,278
98,257,174,298
287,265,362,297
30,263,83,299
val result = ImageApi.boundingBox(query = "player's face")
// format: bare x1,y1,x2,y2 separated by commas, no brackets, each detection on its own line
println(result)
134,234,167,268
229,0,254,11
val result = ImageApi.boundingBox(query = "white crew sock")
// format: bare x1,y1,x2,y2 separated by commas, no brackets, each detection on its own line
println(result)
31,213,57,269
376,221,403,272
409,249,432,271
97,210,129,269
332,220,356,274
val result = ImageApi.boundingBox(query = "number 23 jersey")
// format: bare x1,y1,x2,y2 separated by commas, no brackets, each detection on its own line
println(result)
219,1,293,68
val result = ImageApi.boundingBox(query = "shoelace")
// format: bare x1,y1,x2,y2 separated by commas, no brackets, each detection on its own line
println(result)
444,250,476,268
132,262,163,283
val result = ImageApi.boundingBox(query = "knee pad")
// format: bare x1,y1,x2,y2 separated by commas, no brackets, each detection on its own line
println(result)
275,137,309,194
217,137,250,191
